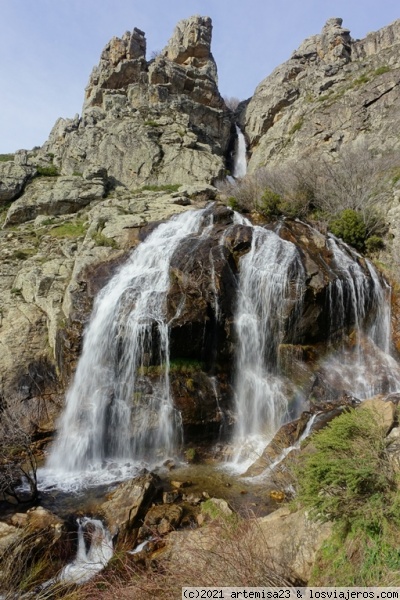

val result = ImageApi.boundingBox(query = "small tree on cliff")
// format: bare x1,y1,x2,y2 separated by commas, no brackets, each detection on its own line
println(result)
0,398,38,503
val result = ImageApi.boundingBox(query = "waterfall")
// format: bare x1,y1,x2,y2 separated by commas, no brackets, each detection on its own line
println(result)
42,204,400,484
58,518,113,585
59,518,113,584
230,227,305,469
47,208,209,474
231,124,247,179
323,237,400,398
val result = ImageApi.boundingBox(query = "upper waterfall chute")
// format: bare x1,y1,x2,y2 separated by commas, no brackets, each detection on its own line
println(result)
232,124,247,179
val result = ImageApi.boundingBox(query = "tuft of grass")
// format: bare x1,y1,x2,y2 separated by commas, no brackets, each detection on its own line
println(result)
373,65,391,76
144,120,161,127
289,117,304,135
350,73,370,87
48,220,87,238
138,183,180,193
92,231,118,248
11,249,36,261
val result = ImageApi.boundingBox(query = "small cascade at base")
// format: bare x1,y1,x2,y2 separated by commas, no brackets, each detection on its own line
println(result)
59,517,113,585
39,518,113,589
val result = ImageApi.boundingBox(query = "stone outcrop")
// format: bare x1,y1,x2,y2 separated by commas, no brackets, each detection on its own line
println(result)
0,160,36,204
4,174,106,226
33,16,231,189
240,17,400,171
100,471,159,535
255,507,332,582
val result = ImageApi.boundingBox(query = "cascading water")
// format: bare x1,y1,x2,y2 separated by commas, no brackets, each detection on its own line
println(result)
232,125,247,179
59,517,113,585
38,518,113,590
42,203,400,487
230,227,305,469
323,237,400,397
47,208,209,476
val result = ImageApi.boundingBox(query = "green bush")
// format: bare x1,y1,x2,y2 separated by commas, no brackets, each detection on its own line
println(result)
365,235,385,254
330,209,367,250
36,165,59,177
258,188,283,218
296,407,397,528
228,196,241,211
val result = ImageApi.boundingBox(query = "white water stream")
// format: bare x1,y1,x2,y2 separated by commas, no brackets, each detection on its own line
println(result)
59,518,113,584
232,124,247,178
228,227,305,471
45,208,209,485
37,517,113,591
323,237,400,399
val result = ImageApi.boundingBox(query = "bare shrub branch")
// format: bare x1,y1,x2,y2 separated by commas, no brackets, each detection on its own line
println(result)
0,397,38,502
223,96,241,111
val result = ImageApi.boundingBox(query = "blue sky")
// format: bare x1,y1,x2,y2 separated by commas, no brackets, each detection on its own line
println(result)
1,0,398,153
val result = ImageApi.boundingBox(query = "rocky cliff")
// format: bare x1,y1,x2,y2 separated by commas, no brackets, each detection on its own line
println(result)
35,16,231,189
1,14,400,446
240,17,400,170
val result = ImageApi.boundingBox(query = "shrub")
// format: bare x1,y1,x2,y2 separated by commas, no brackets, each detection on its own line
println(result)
36,165,59,177
296,407,397,527
223,96,241,111
296,406,400,586
227,196,241,211
258,188,283,218
330,209,367,250
365,235,385,254
0,397,38,503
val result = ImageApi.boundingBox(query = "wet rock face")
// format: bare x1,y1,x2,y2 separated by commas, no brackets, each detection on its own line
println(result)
37,16,231,189
0,201,389,445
